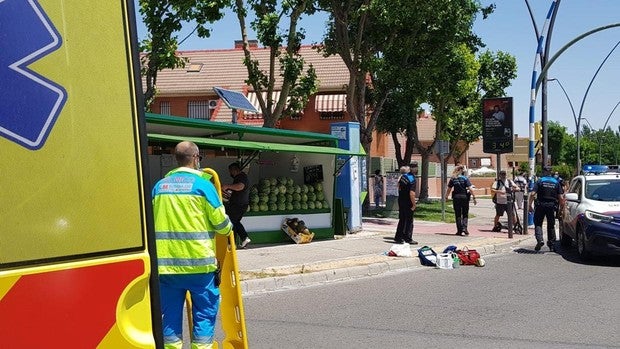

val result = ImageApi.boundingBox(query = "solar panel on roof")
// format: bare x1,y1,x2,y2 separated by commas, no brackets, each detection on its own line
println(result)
213,87,259,113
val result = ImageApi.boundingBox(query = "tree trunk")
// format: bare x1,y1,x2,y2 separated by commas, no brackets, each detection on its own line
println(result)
418,153,430,201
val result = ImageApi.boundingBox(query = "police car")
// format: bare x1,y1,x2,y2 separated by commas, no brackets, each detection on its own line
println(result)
560,165,620,259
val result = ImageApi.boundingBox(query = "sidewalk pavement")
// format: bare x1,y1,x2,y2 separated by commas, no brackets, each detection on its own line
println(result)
237,198,535,295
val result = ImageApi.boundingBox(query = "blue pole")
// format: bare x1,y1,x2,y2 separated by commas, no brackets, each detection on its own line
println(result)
528,1,557,177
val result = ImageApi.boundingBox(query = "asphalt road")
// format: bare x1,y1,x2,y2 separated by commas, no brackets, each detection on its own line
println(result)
236,240,620,349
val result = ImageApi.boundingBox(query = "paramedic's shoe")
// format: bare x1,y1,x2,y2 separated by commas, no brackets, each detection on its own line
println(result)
240,237,251,249
534,241,544,251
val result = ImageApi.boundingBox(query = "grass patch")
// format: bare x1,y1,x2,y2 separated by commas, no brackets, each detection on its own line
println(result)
367,200,461,223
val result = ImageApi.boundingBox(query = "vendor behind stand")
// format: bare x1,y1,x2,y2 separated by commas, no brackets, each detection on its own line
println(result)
221,162,251,248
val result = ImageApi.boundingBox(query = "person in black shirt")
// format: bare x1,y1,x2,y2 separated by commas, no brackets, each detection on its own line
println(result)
528,166,564,252
446,165,477,236
221,162,251,248
394,166,417,244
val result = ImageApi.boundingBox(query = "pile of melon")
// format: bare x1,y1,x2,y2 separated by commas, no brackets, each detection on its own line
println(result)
248,176,328,213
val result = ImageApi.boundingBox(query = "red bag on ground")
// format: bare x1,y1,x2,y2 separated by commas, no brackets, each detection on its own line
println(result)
457,247,480,265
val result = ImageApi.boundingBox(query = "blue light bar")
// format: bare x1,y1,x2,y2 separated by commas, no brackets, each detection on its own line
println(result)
582,165,608,174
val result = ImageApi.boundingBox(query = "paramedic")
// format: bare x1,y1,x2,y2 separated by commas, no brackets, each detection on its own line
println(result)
152,141,233,349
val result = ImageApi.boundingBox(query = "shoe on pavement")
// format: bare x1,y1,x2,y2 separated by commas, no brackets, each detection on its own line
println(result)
534,241,544,251
464,230,469,236
240,237,251,249
491,225,502,232
455,232,464,236
406,240,418,245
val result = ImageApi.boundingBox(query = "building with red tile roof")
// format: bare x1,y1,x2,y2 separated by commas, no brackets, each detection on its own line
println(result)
145,42,520,197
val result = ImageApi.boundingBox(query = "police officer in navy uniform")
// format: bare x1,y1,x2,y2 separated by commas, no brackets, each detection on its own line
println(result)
528,166,564,251
446,165,477,236
394,165,417,244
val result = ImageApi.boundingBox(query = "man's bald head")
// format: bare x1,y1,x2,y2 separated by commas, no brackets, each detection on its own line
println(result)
175,141,199,167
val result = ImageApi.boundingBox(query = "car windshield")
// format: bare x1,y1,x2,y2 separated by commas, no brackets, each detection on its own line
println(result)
585,179,620,201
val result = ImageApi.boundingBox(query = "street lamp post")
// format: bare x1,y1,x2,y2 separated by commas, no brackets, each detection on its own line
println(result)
541,39,620,174
580,117,594,130
548,78,581,171
599,100,620,164
580,117,595,165
525,0,560,175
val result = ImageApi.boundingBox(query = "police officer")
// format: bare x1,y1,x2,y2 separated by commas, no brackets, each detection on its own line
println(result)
446,165,477,236
528,166,564,251
394,165,417,244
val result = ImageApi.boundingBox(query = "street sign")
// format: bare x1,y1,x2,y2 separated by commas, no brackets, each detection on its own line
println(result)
482,97,514,154
435,140,450,155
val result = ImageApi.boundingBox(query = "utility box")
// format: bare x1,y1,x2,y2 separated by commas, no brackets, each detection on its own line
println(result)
331,122,363,232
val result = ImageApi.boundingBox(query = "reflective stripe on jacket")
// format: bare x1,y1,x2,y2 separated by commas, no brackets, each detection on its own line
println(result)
153,167,232,274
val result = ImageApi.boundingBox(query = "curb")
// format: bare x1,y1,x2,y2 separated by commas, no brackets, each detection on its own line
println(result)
240,234,533,295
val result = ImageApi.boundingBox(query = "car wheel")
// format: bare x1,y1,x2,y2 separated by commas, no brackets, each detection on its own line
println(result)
559,222,572,247
576,226,591,260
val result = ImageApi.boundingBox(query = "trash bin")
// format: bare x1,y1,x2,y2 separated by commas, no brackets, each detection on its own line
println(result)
333,198,347,235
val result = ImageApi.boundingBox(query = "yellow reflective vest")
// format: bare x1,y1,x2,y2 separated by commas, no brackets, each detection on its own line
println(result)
152,167,232,274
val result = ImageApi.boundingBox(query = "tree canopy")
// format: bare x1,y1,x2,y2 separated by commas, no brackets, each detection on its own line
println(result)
139,0,229,110
233,0,319,127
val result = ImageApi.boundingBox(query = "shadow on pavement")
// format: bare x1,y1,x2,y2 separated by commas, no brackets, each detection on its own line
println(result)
513,247,546,255
514,244,620,267
556,245,620,267
363,218,397,225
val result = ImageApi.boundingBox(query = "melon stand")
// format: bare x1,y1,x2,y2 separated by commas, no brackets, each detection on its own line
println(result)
146,113,364,244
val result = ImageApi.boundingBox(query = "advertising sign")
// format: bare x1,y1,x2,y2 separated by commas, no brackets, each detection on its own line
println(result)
482,97,513,154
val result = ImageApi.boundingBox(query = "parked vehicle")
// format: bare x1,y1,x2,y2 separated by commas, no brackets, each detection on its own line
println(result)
561,165,620,259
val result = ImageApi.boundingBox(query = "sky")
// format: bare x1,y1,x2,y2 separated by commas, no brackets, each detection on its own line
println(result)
134,1,620,137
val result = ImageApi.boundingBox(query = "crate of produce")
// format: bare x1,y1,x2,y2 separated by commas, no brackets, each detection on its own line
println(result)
282,218,314,244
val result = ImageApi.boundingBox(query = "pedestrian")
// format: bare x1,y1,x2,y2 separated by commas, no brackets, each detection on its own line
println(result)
513,171,528,209
221,161,251,249
406,164,419,240
373,169,384,208
553,171,566,193
528,166,564,251
445,165,477,236
553,171,568,220
152,141,233,349
490,169,518,232
394,165,417,244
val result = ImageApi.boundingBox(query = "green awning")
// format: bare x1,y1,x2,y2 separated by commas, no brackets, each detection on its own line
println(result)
148,133,366,156
146,113,339,146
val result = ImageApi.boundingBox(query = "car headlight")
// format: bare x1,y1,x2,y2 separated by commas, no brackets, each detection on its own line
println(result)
584,210,614,223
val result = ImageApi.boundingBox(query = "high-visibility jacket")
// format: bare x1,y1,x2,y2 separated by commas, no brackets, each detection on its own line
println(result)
152,167,232,275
